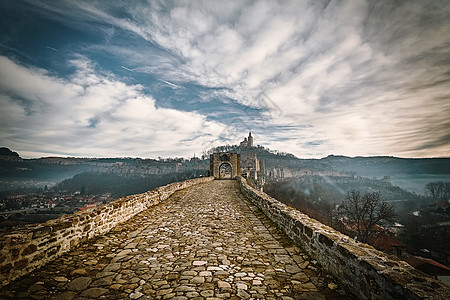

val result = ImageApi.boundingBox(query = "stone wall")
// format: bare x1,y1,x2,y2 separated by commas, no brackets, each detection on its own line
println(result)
0,176,214,287
237,177,450,300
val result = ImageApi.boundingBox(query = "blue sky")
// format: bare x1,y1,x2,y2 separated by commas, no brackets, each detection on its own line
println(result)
0,0,449,159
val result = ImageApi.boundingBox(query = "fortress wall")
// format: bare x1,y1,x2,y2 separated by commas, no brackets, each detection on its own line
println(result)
0,176,214,287
237,177,449,300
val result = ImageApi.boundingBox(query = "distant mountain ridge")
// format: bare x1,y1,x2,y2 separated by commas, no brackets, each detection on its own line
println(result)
0,147,20,158
301,154,450,176
1,146,449,184
2,146,449,177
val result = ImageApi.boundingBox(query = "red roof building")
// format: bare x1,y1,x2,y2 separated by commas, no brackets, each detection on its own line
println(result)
403,256,450,277
367,233,407,257
78,203,96,211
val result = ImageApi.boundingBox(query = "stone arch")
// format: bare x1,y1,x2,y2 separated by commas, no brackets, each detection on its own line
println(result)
219,162,232,179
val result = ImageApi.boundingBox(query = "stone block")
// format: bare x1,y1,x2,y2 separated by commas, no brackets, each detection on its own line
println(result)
318,233,334,248
21,244,37,256
13,258,28,270
32,226,53,239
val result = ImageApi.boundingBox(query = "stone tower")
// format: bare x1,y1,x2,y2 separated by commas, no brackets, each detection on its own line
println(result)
247,132,253,147
240,132,254,148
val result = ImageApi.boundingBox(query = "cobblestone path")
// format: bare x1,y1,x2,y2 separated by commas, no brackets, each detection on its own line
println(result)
0,180,348,300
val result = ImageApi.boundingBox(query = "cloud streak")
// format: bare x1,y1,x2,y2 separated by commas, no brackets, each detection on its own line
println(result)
120,66,133,72
0,0,449,158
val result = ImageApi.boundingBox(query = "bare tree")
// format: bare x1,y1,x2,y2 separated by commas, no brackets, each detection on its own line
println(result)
338,190,396,243
425,181,450,200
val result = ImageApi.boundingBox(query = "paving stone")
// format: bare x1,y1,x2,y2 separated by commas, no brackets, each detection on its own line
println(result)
29,284,46,293
103,262,121,272
292,272,310,282
80,287,108,298
0,180,347,299
286,264,302,274
110,284,122,290
52,291,76,300
71,268,90,276
293,281,319,292
90,275,114,287
54,276,69,282
66,277,92,291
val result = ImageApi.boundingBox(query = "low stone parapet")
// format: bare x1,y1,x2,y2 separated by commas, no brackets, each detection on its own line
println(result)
0,176,214,287
237,177,449,300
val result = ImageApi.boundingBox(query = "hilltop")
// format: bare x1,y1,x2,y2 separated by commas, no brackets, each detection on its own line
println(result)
208,144,450,175
1,145,449,195
0,148,20,157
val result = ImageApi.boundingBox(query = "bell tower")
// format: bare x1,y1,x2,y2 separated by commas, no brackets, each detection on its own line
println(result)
248,132,253,147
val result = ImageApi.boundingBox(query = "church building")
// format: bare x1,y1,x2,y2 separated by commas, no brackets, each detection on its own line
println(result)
239,132,254,148
239,133,265,187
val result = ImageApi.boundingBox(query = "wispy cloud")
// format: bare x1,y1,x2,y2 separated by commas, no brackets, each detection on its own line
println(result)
1,0,449,158
0,55,226,158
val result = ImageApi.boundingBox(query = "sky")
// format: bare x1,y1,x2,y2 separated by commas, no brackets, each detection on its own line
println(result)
0,0,449,159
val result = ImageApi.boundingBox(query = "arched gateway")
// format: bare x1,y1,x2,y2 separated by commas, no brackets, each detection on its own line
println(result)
210,152,241,179
219,162,232,179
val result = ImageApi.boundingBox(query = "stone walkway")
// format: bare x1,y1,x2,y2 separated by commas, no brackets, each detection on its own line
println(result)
0,180,350,299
